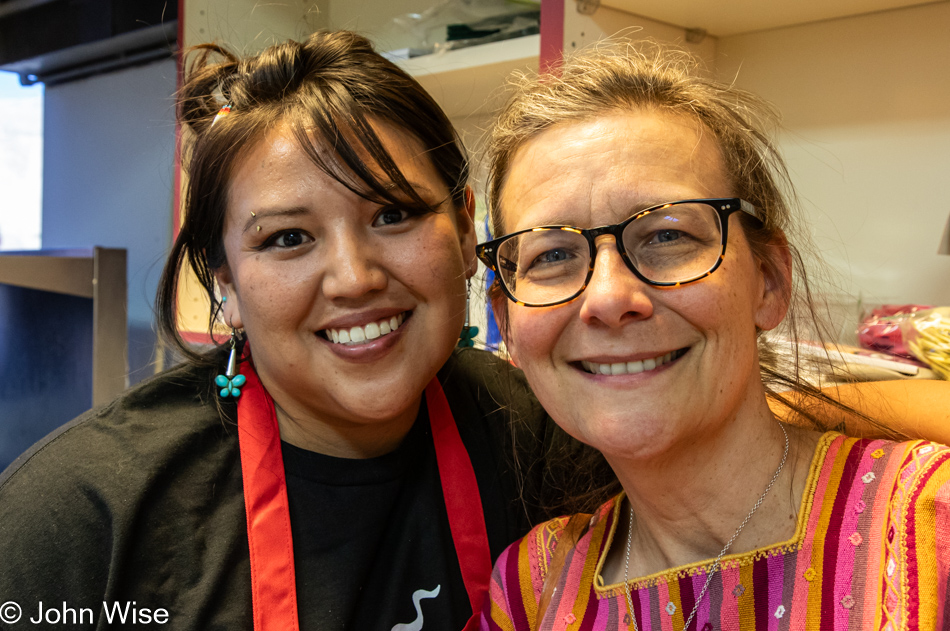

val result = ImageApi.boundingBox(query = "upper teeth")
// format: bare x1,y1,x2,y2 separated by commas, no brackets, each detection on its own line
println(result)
581,349,684,376
326,313,406,344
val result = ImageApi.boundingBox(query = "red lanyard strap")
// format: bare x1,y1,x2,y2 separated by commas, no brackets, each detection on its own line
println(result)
237,358,300,631
425,379,493,629
237,358,492,630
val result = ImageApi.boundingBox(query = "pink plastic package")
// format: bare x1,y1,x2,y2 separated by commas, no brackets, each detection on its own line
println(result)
857,304,933,358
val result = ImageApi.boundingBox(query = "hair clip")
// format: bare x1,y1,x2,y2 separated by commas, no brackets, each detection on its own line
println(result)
211,103,232,127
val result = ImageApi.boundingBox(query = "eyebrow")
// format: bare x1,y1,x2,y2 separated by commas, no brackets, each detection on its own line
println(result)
243,207,309,234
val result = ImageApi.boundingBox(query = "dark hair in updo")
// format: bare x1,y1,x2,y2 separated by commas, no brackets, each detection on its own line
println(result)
157,30,469,364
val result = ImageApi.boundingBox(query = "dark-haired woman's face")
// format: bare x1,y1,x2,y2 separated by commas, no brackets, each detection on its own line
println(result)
216,122,476,455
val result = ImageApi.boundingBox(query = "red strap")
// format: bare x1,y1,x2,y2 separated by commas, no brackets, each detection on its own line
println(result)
425,378,493,627
237,357,299,631
238,357,491,630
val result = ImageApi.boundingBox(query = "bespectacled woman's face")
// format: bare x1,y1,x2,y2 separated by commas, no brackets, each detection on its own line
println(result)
497,111,788,462
216,121,475,454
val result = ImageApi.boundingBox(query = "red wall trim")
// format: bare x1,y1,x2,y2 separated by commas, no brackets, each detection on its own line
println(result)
540,0,565,74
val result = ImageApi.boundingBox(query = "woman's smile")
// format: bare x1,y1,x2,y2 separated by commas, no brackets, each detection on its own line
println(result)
320,310,408,345
577,347,689,376
317,311,413,364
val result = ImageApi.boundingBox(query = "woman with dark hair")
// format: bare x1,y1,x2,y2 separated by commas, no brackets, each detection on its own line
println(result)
0,31,584,631
478,43,950,630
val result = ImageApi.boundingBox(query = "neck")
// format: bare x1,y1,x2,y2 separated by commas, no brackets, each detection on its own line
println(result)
600,394,820,582
272,396,421,460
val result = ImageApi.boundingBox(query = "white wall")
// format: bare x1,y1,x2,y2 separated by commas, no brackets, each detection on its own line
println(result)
0,74,43,251
717,3,950,319
182,0,327,51
42,58,178,381
563,3,717,67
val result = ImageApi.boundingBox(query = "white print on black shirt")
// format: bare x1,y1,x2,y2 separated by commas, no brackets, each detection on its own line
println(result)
391,585,441,631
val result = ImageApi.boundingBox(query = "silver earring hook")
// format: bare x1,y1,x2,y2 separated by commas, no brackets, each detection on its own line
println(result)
225,327,240,378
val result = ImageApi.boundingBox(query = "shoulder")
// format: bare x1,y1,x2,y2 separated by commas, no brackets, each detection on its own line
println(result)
865,437,950,522
814,434,950,559
0,360,239,518
809,434,950,516
439,347,541,421
816,432,950,489
823,436,950,628
437,348,548,469
0,361,247,609
484,496,617,623
438,349,551,544
494,496,618,592
2,361,232,486
487,516,573,617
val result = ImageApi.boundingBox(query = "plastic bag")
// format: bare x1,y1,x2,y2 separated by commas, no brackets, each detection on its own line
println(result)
379,0,539,58
901,308,950,380
857,304,932,358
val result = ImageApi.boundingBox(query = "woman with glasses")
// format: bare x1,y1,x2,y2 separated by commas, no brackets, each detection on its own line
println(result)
478,44,950,630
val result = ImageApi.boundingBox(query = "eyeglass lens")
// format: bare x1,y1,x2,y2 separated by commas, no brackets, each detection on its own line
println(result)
496,202,725,305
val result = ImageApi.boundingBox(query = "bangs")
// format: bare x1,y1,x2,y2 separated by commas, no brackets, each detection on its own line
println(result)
285,94,443,214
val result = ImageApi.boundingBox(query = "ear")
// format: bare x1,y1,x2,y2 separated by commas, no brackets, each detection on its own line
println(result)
753,233,793,331
214,265,244,330
458,187,478,278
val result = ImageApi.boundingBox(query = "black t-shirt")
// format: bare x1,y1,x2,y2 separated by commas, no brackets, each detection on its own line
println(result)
286,397,496,630
0,348,553,630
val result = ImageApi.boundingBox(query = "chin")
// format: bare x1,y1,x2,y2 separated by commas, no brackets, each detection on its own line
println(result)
572,411,677,458
339,379,424,421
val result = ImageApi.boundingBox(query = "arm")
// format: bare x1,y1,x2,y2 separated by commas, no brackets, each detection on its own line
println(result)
899,443,950,627
770,379,950,442
479,539,533,631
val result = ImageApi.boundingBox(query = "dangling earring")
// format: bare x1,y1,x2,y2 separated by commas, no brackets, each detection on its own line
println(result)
215,326,246,398
457,278,479,348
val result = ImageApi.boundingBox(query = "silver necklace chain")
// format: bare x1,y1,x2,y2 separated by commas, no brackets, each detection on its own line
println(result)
621,421,789,631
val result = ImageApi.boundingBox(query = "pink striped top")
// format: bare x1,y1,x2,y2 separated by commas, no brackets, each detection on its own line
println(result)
480,433,950,630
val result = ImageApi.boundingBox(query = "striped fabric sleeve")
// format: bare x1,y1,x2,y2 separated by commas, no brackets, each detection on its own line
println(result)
479,539,517,631
934,458,950,628
901,443,950,629
480,517,569,631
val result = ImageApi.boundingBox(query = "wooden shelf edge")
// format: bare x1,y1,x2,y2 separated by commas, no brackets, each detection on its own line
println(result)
394,34,541,120
393,33,540,76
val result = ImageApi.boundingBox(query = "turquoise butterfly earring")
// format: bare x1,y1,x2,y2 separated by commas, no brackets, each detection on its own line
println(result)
457,278,479,348
215,298,246,398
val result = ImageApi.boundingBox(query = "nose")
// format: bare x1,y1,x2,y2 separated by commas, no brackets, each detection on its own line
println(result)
578,236,655,327
321,230,388,300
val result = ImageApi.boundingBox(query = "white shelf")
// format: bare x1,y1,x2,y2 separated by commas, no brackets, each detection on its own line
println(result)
394,34,540,120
